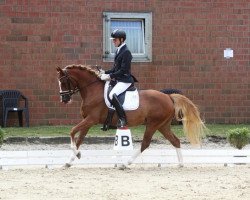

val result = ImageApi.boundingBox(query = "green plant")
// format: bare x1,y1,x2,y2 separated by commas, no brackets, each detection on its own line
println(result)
227,127,250,149
0,128,4,146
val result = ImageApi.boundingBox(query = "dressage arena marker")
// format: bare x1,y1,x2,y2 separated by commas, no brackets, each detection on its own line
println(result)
113,128,133,150
0,149,250,169
113,128,133,167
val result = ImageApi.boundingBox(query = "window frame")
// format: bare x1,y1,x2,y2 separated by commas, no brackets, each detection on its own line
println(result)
103,12,152,62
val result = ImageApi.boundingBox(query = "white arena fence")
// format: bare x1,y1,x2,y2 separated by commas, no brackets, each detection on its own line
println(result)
1,149,250,168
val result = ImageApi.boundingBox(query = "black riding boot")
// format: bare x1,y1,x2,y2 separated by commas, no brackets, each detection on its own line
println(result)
111,94,127,128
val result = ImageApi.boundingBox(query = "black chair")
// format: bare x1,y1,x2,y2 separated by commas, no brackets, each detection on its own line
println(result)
1,90,29,127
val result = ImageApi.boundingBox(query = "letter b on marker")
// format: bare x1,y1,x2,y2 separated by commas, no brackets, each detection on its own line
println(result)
121,136,130,146
113,129,133,150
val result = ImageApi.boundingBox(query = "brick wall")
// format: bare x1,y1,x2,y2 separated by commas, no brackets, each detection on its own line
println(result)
0,0,249,126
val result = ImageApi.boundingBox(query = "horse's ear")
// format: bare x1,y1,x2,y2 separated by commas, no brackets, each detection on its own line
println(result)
56,67,64,74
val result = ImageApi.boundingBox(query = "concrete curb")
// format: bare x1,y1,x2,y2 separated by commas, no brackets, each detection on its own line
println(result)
3,136,116,144
3,137,163,145
3,137,166,145
2,135,227,145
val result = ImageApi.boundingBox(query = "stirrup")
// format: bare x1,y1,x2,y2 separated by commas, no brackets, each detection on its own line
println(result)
117,118,127,129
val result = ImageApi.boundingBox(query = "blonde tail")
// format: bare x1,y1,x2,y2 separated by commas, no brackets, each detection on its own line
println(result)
170,94,206,146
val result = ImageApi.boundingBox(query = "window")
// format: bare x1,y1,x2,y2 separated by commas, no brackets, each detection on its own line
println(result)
103,12,152,62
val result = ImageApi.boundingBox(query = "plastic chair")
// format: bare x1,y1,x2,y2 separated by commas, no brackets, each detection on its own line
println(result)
1,90,29,127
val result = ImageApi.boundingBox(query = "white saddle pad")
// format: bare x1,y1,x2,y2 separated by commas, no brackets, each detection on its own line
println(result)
104,81,139,110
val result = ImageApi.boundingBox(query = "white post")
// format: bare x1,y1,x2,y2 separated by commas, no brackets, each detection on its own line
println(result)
113,128,133,169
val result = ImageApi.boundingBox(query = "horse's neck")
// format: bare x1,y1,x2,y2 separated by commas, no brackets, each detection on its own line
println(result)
70,69,104,105
81,83,103,102
77,76,104,105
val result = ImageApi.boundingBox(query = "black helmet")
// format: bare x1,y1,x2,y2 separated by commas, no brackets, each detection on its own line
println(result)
110,29,126,41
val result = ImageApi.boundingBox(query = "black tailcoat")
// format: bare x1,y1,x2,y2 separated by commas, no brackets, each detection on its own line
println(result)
105,44,136,83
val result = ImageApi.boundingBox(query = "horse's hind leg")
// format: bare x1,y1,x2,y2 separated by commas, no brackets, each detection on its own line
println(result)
127,125,157,166
158,122,184,167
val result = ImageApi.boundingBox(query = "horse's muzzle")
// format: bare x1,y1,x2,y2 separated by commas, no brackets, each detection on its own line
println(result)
60,92,71,103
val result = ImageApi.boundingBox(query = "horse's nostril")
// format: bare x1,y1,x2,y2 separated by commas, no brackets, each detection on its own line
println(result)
61,94,71,103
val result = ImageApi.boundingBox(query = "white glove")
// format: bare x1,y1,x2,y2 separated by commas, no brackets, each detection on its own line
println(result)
100,74,111,81
99,69,105,74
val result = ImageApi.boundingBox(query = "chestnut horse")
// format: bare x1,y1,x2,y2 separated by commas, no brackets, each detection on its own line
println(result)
57,64,205,168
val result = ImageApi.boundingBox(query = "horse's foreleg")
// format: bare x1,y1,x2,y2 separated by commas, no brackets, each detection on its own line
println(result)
63,128,79,168
74,129,89,159
64,132,81,168
68,130,81,163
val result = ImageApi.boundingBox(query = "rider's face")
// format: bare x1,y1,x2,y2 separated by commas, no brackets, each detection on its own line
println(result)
112,38,122,47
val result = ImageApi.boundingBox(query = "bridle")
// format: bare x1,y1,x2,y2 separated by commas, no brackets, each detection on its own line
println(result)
59,69,100,102
59,70,80,98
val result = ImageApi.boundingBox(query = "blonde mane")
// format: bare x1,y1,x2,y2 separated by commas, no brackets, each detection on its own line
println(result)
65,64,100,78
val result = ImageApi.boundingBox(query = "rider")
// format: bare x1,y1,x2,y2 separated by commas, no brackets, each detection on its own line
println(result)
100,29,136,128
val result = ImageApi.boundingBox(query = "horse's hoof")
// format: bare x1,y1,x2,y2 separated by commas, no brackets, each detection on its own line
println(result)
118,164,127,170
76,151,81,159
178,163,184,168
63,163,72,168
127,160,132,165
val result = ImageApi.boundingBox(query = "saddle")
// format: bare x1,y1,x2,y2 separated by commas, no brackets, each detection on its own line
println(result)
104,80,139,110
102,80,139,131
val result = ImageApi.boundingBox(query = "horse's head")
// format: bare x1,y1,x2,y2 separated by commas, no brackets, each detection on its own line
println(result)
56,67,79,104
57,65,102,104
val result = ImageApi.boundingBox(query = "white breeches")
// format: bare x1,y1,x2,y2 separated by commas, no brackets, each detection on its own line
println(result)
109,82,131,100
